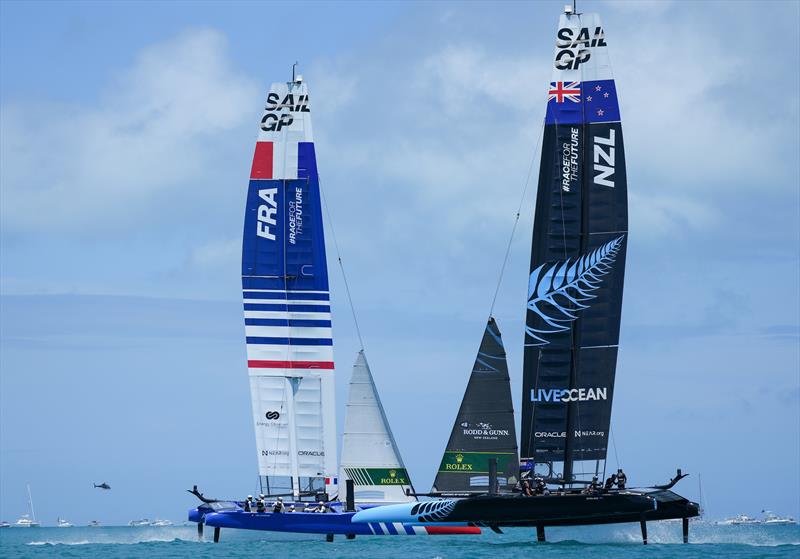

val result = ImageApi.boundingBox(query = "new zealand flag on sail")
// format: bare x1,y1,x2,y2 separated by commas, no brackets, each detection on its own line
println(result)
545,80,620,125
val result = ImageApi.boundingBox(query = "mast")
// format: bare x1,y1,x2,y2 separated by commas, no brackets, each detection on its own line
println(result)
27,484,35,522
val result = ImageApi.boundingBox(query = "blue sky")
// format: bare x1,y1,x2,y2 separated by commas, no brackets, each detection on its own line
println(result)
1,0,798,525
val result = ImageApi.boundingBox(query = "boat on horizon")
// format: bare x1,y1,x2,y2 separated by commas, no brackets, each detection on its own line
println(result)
12,485,40,527
88,520,101,527
128,518,150,526
149,519,173,527
353,4,699,545
0,521,9,528
762,511,796,525
57,517,73,528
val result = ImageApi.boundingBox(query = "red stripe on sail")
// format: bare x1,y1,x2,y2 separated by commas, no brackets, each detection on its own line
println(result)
248,360,335,369
250,142,273,179
424,526,482,535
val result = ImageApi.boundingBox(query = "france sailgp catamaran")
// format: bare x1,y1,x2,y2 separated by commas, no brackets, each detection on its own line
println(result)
188,73,478,540
354,6,699,543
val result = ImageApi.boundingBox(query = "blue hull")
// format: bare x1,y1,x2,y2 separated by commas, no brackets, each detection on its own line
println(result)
188,504,481,536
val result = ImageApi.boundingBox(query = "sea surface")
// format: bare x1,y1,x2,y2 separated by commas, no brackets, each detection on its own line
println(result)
1,522,797,558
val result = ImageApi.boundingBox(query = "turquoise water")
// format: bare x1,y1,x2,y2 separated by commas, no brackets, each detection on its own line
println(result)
1,523,798,558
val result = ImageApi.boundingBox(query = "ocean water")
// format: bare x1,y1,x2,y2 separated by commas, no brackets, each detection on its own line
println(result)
1,522,797,558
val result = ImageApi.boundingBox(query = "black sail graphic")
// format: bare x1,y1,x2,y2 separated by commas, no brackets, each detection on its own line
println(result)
520,12,628,481
433,318,519,493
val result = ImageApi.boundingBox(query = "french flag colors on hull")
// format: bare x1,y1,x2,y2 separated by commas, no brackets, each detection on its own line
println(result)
242,79,337,495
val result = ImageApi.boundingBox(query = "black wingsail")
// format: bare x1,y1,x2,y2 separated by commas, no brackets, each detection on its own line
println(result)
433,318,519,493
520,11,628,483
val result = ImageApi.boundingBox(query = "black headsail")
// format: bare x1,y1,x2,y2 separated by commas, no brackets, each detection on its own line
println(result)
433,318,519,493
520,10,628,483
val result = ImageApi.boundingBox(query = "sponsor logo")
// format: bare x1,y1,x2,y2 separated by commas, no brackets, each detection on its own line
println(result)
261,449,289,456
298,450,324,457
554,26,606,70
265,410,280,420
534,430,606,438
531,387,608,402
460,421,510,440
445,453,473,471
378,469,408,485
562,127,580,192
256,187,278,241
593,129,616,187
287,187,303,245
260,93,310,132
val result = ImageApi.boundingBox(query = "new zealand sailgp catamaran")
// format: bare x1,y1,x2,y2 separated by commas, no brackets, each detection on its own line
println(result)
354,6,699,543
188,73,479,540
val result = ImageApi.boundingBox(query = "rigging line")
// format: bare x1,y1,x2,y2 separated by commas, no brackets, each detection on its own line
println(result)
318,175,365,352
488,119,545,319
609,425,620,470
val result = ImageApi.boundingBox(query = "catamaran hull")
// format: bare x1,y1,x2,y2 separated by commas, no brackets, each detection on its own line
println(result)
353,490,699,528
189,507,480,536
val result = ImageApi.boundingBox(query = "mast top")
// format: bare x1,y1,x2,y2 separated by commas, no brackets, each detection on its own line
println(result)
292,61,303,84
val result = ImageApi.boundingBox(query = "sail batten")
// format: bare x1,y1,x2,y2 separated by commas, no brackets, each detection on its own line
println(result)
521,12,628,481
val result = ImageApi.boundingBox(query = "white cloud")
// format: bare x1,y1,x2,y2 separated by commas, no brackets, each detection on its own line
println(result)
0,29,258,233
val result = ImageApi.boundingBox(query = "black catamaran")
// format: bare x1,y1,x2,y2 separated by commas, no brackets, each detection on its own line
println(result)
354,5,699,543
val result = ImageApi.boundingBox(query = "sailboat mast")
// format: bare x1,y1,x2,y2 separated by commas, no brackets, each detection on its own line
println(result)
27,484,36,522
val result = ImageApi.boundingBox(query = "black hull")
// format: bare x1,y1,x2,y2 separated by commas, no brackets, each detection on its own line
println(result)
447,489,699,528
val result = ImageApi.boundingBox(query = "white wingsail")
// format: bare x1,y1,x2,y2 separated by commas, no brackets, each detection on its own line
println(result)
242,76,337,500
339,351,416,503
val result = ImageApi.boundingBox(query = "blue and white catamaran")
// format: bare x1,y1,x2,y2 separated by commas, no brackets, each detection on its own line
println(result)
187,72,479,541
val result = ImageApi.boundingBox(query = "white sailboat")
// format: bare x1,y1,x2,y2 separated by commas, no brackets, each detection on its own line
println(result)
57,517,73,528
12,485,39,527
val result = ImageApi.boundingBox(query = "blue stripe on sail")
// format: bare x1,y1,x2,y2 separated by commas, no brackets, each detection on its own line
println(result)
243,303,331,313
242,292,329,301
246,337,333,346
244,318,332,328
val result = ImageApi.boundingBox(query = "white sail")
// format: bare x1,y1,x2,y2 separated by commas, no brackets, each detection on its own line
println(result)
242,77,337,499
339,351,415,503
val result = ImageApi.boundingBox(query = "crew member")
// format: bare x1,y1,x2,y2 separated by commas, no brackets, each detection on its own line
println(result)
243,495,253,512
533,476,548,496
589,476,600,493
315,500,327,513
288,504,295,513
272,496,285,513
604,474,617,491
521,479,534,497
256,495,266,513
616,469,627,489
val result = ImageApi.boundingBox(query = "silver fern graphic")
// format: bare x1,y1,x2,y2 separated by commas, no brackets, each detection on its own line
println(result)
415,499,457,522
525,236,625,346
